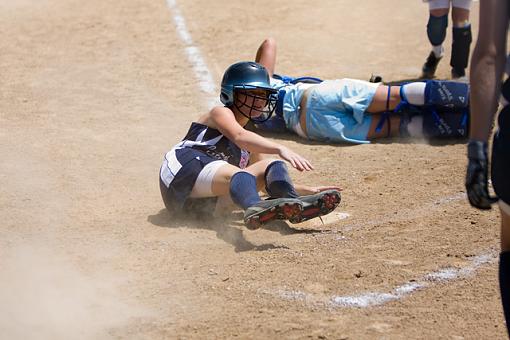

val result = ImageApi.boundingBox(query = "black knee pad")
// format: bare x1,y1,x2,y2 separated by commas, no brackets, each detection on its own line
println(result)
492,106,510,204
427,14,448,46
451,25,472,71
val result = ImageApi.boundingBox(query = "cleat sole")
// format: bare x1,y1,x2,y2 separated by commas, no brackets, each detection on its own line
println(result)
290,191,342,224
244,201,303,229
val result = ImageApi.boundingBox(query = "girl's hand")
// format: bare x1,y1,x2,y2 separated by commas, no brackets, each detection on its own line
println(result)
278,146,314,171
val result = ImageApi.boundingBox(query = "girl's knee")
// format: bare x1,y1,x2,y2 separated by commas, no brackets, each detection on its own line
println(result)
245,158,282,189
246,158,279,174
451,7,470,25
430,8,449,17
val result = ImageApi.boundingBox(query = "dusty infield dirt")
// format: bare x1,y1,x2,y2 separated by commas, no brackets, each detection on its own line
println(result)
1,0,507,339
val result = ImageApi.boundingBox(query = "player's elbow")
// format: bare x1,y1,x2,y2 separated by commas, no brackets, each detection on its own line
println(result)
231,132,247,148
261,37,277,53
263,37,276,48
473,41,505,64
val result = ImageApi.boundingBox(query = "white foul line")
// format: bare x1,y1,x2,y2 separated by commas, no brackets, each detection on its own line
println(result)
332,251,496,308
264,249,497,309
165,0,218,108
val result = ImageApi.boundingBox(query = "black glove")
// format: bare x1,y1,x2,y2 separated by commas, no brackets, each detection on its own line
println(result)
465,140,498,209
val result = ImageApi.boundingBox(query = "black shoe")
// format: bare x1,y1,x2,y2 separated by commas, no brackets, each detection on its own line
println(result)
451,67,466,80
289,190,342,224
244,198,303,230
369,74,383,83
421,51,442,79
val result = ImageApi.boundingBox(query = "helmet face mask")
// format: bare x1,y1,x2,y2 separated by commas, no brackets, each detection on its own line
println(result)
233,86,277,123
220,61,278,123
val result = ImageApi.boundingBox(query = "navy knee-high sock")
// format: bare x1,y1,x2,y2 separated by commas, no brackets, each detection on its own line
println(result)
229,172,261,209
500,251,510,336
264,161,299,198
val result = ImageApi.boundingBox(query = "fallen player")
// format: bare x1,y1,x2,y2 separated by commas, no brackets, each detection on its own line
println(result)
253,38,470,144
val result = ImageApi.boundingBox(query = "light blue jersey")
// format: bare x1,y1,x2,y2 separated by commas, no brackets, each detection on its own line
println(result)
271,77,380,144
270,78,314,138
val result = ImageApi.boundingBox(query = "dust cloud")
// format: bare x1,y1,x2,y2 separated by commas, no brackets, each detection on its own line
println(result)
0,242,150,340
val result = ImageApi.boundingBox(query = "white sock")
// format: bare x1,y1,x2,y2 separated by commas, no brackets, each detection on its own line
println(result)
407,116,424,137
432,45,444,58
401,82,426,106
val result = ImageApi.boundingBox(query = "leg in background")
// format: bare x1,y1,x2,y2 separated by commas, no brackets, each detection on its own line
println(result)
451,6,472,78
422,7,449,78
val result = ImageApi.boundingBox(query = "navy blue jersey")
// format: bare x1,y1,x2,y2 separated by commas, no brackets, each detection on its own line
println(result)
179,122,248,166
159,122,250,212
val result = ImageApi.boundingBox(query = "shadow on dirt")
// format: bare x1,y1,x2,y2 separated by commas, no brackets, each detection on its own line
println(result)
147,209,319,253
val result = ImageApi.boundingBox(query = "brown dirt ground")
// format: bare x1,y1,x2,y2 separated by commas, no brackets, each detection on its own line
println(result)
1,0,507,339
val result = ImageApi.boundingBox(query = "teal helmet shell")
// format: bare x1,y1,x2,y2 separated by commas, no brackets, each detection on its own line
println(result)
220,61,274,106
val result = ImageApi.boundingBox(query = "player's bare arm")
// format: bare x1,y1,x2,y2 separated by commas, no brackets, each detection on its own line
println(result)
255,37,277,77
469,0,508,142
209,106,313,171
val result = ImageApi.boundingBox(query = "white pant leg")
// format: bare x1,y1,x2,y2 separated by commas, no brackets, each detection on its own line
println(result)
427,0,451,10
426,0,472,10
189,160,228,198
451,0,472,10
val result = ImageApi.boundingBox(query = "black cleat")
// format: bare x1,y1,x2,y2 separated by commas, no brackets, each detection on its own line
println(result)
421,51,442,79
451,67,466,80
289,190,342,224
369,74,383,83
244,198,303,230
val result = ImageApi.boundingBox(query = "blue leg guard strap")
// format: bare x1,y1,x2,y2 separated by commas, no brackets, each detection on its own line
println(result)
264,160,299,198
375,85,392,136
395,84,415,112
500,251,510,337
425,80,470,108
229,172,261,209
427,14,448,46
